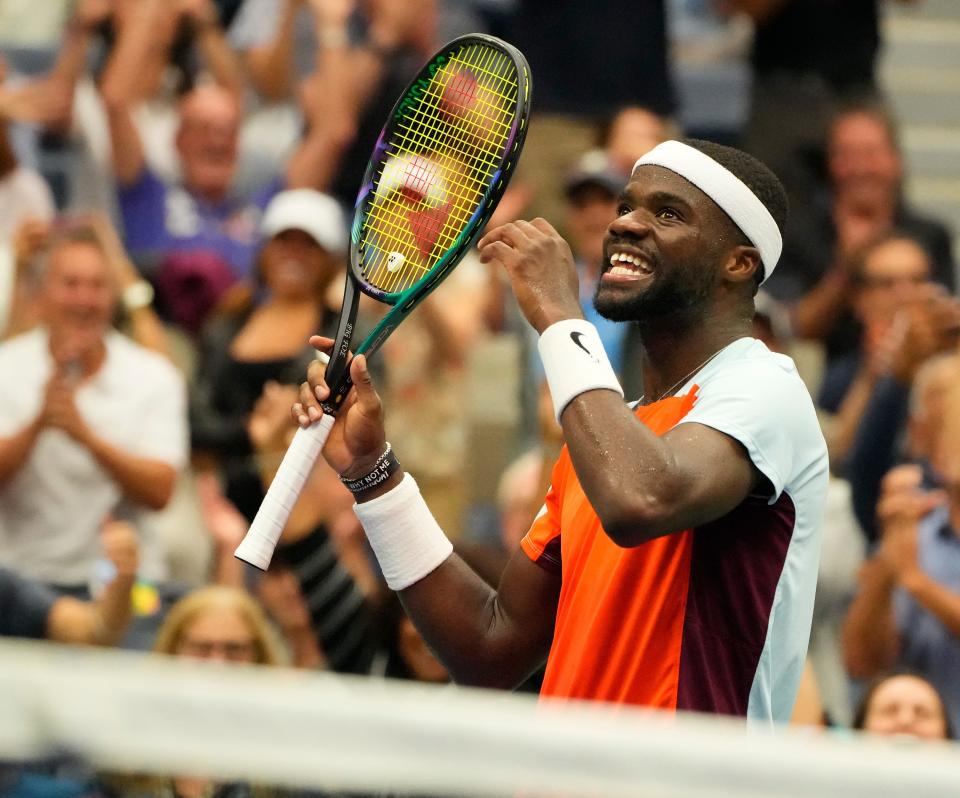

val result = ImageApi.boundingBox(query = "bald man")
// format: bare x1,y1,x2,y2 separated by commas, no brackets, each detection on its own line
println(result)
103,79,344,329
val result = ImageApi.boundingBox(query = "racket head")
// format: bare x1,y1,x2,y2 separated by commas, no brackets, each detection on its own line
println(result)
349,34,531,309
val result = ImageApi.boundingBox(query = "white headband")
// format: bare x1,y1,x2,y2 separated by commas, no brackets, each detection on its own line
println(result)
633,140,782,282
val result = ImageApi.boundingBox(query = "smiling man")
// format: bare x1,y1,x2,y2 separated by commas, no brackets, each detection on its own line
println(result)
294,139,829,724
0,230,187,593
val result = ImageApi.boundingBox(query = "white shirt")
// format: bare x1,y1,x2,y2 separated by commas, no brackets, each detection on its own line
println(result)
674,337,829,725
0,328,188,586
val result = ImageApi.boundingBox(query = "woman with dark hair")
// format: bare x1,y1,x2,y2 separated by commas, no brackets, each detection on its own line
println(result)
190,189,346,520
852,671,953,740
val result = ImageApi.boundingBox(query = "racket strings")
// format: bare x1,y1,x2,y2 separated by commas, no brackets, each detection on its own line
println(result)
364,46,514,287
360,43,520,294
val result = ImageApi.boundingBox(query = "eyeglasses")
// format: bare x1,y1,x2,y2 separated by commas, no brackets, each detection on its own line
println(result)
858,274,928,290
178,637,257,661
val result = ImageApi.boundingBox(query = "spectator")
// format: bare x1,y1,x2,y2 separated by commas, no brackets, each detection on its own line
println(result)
94,0,247,181
847,348,960,543
0,228,187,592
842,459,960,734
102,31,348,330
765,102,955,365
601,105,675,178
153,584,286,664
816,233,960,468
0,520,138,645
198,383,382,675
852,672,954,740
98,585,295,796
4,0,247,213
190,189,347,521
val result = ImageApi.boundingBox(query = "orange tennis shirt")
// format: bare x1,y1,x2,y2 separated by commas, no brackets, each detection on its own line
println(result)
519,339,828,722
522,393,703,709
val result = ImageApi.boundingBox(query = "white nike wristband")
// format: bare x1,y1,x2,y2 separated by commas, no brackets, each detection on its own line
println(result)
352,473,454,591
538,319,624,422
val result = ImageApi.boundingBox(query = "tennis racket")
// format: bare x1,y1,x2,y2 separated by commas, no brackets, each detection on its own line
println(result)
235,33,532,569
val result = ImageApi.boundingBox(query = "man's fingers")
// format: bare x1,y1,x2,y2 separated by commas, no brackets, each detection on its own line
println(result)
306,359,330,402
295,381,318,428
309,335,335,355
478,239,521,266
478,221,530,251
350,355,382,416
528,216,560,236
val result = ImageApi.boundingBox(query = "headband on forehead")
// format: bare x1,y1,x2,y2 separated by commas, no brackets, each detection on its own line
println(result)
633,140,783,282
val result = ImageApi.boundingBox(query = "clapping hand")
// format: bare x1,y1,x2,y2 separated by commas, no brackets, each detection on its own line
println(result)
875,464,946,583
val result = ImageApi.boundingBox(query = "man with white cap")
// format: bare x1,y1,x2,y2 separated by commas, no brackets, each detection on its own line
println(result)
293,139,829,724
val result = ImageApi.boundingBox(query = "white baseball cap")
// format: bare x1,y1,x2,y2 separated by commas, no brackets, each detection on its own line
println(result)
261,189,348,256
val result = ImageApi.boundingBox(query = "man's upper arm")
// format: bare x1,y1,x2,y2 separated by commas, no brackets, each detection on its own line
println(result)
678,359,816,502
655,421,761,533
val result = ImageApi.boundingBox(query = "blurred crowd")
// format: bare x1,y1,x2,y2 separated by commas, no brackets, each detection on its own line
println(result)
1,0,959,794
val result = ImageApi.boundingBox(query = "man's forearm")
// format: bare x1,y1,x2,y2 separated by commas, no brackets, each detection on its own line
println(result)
842,560,900,678
94,573,136,645
902,571,960,639
99,0,169,106
194,22,246,105
83,432,176,510
244,0,301,101
398,553,553,689
51,17,97,87
790,268,852,341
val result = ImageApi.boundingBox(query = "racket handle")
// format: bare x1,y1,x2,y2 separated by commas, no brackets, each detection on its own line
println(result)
234,414,336,570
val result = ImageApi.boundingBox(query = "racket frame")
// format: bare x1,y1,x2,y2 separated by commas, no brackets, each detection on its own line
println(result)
320,33,532,414
235,34,531,570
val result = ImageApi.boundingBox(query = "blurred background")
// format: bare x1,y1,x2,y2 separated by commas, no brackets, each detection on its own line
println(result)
1,0,960,794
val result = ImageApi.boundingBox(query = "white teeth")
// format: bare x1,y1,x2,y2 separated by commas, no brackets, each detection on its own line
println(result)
608,252,651,273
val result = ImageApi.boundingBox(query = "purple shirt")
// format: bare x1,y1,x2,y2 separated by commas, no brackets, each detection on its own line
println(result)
118,168,281,280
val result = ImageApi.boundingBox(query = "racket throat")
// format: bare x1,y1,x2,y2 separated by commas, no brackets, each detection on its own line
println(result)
322,276,361,414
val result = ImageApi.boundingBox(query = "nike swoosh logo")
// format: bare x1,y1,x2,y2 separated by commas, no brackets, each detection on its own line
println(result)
570,331,599,362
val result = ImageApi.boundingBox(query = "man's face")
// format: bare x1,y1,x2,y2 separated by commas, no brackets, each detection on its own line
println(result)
176,89,240,199
828,112,901,203
863,676,949,740
853,238,930,326
42,241,115,354
596,166,731,324
566,185,618,272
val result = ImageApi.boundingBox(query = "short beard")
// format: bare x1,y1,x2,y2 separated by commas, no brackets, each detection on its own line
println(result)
593,271,714,330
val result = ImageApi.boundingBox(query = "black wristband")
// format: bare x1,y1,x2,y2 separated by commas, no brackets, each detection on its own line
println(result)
340,443,401,496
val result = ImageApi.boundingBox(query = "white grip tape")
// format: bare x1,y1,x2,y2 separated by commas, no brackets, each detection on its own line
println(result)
538,319,623,422
353,473,453,591
234,413,336,570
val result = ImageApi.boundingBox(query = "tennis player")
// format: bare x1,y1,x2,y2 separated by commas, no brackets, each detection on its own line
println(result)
295,139,829,724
